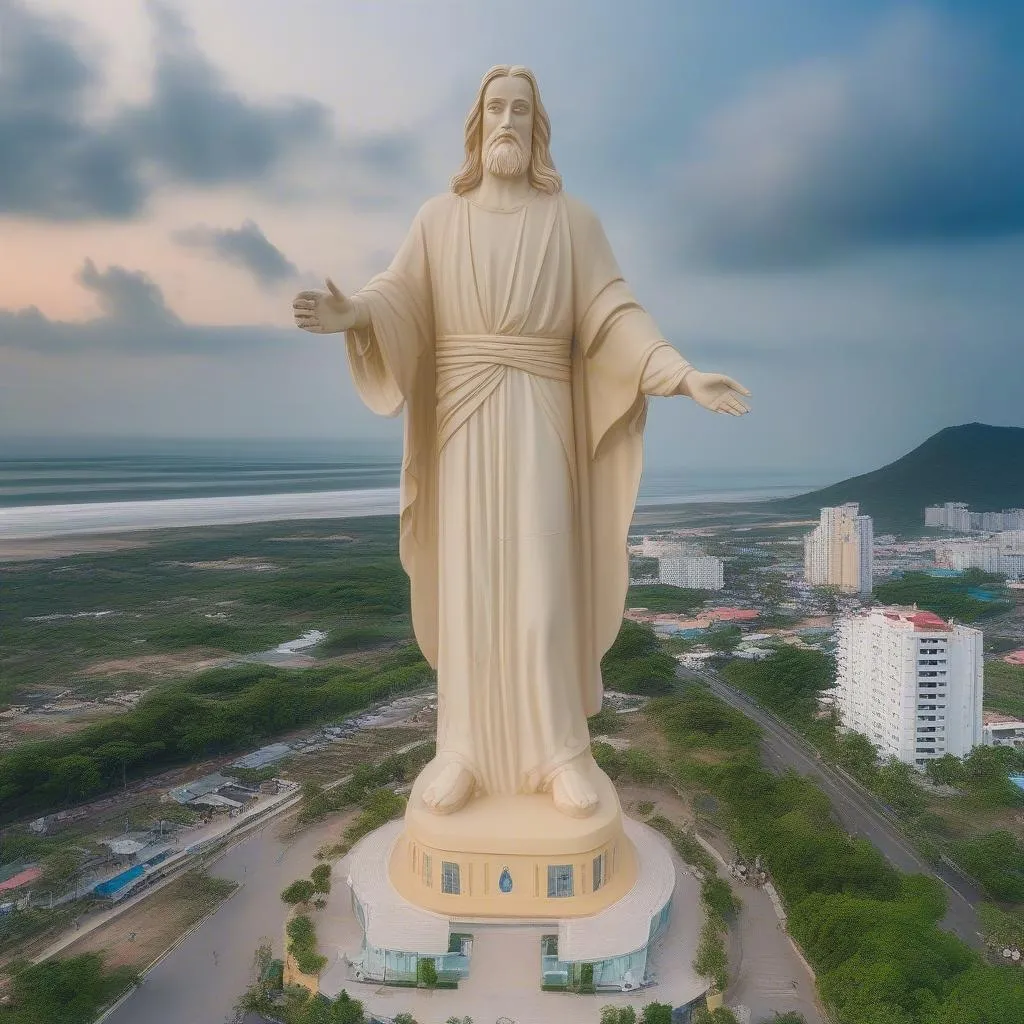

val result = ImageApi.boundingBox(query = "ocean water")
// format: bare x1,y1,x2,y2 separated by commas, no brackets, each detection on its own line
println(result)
0,438,828,540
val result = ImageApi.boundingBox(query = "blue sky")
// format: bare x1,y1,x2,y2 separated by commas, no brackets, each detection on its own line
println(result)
1,0,1022,477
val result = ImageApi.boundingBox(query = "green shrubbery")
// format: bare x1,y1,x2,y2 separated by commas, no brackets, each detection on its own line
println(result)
300,741,433,826
723,648,1024,902
0,645,433,820
601,621,677,697
648,814,736,992
873,570,1011,623
286,915,328,976
652,688,1024,1023
0,953,138,1024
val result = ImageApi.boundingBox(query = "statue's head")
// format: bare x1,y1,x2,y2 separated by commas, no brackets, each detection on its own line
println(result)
450,65,562,196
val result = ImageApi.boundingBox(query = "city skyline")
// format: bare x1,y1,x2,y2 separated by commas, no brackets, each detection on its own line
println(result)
2,0,1024,475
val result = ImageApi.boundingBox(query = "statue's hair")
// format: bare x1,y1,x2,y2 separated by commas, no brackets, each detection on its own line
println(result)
450,65,562,196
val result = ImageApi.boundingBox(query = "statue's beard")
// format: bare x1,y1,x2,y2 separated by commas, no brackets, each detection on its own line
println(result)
485,135,529,179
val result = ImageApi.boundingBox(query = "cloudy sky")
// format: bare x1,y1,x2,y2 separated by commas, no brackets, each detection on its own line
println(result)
2,0,1022,478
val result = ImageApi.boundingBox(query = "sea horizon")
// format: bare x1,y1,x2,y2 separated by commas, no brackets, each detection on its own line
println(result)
0,437,833,540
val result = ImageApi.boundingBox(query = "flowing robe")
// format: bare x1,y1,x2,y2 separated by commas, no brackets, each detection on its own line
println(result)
345,191,691,797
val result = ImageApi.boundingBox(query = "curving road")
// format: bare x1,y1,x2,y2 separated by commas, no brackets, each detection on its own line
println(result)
684,668,984,949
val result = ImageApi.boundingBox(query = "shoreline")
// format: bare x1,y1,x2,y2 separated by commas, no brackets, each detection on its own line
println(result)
0,484,813,546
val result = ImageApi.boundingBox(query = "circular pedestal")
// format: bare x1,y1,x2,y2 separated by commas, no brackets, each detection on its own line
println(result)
388,757,638,917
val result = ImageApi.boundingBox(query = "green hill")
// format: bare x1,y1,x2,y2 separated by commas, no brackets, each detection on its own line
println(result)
773,423,1024,531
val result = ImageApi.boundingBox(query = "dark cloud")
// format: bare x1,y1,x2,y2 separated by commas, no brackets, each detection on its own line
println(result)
76,260,181,325
0,261,288,354
119,1,331,188
0,0,145,218
0,0,417,221
173,220,299,285
671,10,1024,269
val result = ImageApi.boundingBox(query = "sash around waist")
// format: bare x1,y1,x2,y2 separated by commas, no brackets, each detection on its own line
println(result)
436,334,572,383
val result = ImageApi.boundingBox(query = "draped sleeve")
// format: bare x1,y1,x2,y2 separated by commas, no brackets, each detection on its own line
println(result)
343,199,441,668
345,204,435,414
566,195,692,713
568,197,692,458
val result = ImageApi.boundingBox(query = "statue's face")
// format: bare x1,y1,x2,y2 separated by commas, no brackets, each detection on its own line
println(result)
481,75,533,179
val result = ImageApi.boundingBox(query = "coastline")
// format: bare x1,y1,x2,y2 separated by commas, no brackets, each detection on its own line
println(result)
0,479,821,546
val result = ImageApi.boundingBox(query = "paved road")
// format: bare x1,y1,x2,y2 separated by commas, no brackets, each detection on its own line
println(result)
105,811,345,1024
686,670,984,949
726,876,821,1024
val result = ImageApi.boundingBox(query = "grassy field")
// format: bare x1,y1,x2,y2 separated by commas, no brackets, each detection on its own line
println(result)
985,660,1024,721
1,516,413,732
57,871,237,973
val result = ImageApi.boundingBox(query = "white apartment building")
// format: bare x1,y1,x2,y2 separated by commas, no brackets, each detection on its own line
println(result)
934,532,1024,579
935,541,1002,573
924,503,1024,533
804,504,874,596
982,713,1024,749
657,555,725,590
833,607,983,769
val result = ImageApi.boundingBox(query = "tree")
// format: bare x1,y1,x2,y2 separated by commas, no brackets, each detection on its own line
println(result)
332,989,365,1024
311,863,332,894
418,957,437,988
599,1009,639,1024
693,919,729,991
925,754,967,788
639,1002,673,1024
393,1015,420,1024
281,879,316,905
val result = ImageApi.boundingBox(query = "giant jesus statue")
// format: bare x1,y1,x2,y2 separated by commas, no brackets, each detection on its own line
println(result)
293,66,749,822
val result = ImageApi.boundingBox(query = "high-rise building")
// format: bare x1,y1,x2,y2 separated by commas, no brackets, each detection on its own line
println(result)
833,607,983,769
804,504,874,596
934,531,1024,579
934,541,1002,573
924,504,1024,533
657,555,725,590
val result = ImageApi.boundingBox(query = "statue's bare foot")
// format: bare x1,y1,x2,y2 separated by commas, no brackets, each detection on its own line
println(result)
421,762,475,814
552,765,599,818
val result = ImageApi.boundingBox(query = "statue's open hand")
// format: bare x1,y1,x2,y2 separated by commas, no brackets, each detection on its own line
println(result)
685,371,751,416
292,278,358,334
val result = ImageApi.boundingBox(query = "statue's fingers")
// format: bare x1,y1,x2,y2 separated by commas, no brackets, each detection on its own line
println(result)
722,376,752,397
325,278,345,301
292,298,317,310
294,291,322,302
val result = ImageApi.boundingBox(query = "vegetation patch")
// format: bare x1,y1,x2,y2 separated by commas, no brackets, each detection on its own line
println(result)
0,952,138,1024
0,645,433,820
873,569,1012,623
601,621,677,697
651,687,1024,1023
